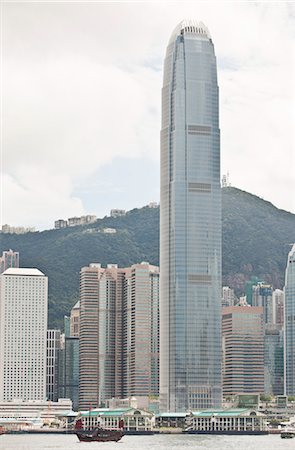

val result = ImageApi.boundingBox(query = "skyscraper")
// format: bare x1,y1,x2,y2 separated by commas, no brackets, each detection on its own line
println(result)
284,244,295,395
222,306,264,396
79,262,159,410
160,20,221,411
0,268,48,401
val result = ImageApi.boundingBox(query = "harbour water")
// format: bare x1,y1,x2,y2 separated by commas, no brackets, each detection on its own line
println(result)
0,433,294,450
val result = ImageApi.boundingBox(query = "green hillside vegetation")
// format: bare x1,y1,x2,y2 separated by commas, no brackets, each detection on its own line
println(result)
1,187,294,329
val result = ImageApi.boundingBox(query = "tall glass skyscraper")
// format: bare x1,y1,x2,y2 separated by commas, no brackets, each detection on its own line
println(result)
284,244,295,395
160,20,222,411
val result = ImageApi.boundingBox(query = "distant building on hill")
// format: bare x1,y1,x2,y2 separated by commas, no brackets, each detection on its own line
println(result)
110,209,126,218
0,249,19,274
54,215,96,229
0,268,48,401
1,224,35,234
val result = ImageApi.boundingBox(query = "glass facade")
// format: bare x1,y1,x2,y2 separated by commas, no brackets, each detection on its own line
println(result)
284,244,295,395
160,20,222,411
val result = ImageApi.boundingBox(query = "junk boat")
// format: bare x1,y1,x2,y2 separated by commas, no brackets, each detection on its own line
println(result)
74,418,124,442
75,428,123,442
280,428,295,439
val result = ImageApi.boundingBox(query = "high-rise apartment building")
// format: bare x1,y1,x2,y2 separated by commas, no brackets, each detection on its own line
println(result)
222,306,264,396
124,263,159,398
79,262,159,410
0,268,48,401
273,289,284,329
160,19,221,411
79,264,102,410
221,286,236,308
0,249,19,274
252,283,274,325
284,244,295,395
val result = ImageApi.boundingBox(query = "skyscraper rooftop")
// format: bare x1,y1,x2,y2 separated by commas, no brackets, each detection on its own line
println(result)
169,19,211,44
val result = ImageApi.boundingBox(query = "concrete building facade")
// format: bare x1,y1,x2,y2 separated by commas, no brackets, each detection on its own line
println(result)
0,268,48,401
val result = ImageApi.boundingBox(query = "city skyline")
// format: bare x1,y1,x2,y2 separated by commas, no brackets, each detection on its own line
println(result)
1,2,294,230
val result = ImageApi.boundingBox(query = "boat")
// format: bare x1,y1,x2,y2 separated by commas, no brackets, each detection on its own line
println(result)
280,428,295,439
74,418,124,442
75,428,124,442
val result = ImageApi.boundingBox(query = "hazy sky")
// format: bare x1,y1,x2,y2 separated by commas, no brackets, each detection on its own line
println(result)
1,1,294,230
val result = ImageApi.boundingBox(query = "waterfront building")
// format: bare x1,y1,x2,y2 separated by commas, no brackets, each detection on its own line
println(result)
79,262,159,410
79,407,153,432
160,19,222,411
0,399,73,428
0,249,19,274
186,409,267,433
0,268,48,401
222,306,264,395
284,244,295,395
46,329,61,402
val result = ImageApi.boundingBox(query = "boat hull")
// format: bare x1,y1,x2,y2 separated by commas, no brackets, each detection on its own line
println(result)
75,428,123,442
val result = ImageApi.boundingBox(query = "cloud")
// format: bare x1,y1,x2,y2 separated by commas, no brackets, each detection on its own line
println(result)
1,2,295,229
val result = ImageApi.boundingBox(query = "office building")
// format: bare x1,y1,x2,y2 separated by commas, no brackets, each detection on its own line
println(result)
0,268,48,401
46,329,61,402
58,336,79,411
222,306,264,396
264,325,284,396
284,244,295,395
160,19,221,411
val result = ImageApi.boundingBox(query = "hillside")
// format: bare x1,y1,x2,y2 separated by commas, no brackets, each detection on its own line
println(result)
1,187,295,328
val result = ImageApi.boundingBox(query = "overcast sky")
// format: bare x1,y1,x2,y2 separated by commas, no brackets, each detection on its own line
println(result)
1,1,294,230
